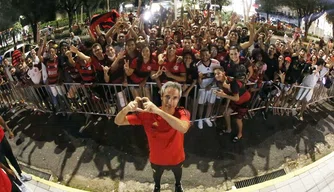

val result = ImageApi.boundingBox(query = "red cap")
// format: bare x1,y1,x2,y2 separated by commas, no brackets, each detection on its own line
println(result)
285,57,291,63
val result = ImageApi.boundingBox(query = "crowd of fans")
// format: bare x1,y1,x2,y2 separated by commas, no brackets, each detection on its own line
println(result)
0,4,334,142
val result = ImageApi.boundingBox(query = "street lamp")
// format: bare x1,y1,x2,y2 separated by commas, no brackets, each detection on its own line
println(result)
19,15,24,25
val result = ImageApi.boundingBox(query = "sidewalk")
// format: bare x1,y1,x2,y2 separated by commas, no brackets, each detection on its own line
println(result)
22,176,88,192
231,151,334,192
5,100,334,191
19,151,334,192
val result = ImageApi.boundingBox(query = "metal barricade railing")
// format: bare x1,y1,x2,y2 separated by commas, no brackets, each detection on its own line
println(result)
0,81,333,122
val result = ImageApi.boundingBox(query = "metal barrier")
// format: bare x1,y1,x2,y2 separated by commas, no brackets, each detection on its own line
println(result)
0,81,333,123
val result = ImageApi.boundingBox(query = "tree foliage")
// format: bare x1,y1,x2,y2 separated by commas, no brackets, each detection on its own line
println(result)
0,0,20,31
81,0,104,20
256,0,279,20
326,3,334,37
281,0,332,39
9,0,56,43
57,0,82,30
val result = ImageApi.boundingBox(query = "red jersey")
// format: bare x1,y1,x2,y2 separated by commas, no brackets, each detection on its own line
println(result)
0,169,11,192
12,49,22,66
129,58,158,84
215,51,228,63
127,108,190,165
160,59,186,83
90,56,105,72
223,80,251,106
75,62,96,83
45,57,59,84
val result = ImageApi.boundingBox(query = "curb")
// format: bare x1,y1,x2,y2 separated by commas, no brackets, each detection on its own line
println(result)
228,151,334,191
10,163,90,192
29,174,90,192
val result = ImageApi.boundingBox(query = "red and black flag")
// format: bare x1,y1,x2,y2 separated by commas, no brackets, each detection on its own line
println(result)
89,9,120,39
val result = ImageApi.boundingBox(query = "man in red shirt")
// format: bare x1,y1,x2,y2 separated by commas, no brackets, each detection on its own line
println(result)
114,81,191,192
0,119,28,192
0,163,12,192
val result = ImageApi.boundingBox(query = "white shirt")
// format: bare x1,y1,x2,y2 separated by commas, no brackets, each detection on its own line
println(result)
27,67,42,84
41,63,48,84
197,58,220,88
301,72,319,88
319,67,329,80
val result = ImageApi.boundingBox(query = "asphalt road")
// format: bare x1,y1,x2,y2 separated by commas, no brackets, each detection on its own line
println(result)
2,99,334,191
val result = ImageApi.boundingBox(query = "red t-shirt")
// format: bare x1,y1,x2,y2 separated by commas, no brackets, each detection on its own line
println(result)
0,169,11,192
127,108,190,165
160,59,186,83
129,58,158,84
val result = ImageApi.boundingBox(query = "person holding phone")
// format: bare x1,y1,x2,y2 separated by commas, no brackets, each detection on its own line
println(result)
114,81,191,192
213,65,251,142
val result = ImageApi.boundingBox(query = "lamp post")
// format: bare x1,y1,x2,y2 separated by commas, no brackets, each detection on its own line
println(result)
19,15,24,25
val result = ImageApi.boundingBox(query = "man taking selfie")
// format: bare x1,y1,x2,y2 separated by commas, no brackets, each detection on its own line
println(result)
115,81,191,192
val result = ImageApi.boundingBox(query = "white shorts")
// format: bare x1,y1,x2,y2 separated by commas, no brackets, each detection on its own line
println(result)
198,88,218,104
296,87,313,102
49,85,64,97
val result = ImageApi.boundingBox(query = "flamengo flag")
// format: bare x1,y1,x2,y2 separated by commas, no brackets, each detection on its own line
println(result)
89,9,120,39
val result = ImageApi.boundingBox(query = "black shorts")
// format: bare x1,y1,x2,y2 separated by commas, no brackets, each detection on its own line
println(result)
151,161,184,171
230,102,248,119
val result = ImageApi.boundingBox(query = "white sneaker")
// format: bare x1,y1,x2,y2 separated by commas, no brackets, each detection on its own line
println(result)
19,184,29,192
20,173,32,182
198,119,203,129
204,118,213,127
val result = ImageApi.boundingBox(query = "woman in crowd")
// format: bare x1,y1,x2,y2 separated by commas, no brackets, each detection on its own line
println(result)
295,64,320,120
124,45,157,100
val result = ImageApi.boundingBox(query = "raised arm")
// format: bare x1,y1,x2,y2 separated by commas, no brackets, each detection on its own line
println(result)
70,45,91,62
240,23,255,50
65,51,76,67
137,0,142,17
109,50,125,73
115,97,141,125
142,98,190,133
37,35,47,63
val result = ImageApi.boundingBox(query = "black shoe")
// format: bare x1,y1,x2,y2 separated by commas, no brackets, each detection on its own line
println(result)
232,136,242,143
262,111,268,120
153,185,160,192
175,184,184,192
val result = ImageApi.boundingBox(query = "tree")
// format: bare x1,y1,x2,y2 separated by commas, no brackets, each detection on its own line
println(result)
212,0,231,11
57,0,82,30
11,22,22,45
326,4,334,37
282,0,332,40
81,0,104,20
0,0,19,31
11,0,56,43
256,0,280,21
